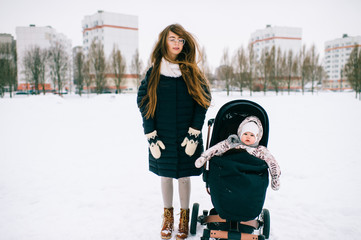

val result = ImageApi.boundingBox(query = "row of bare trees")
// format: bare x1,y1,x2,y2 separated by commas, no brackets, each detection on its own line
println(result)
216,44,326,96
0,42,17,97
74,39,142,96
22,41,70,95
343,46,361,100
3,38,359,98
13,39,142,97
23,39,120,96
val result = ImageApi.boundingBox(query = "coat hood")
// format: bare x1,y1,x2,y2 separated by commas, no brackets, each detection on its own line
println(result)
237,116,263,147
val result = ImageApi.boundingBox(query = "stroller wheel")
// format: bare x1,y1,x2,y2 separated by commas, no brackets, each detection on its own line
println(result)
190,203,199,235
258,235,265,240
261,209,270,239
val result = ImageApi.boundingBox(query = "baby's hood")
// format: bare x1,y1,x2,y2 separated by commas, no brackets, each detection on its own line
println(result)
237,116,263,146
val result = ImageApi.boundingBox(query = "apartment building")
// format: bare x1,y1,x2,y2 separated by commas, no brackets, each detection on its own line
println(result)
249,25,303,90
323,34,361,90
15,25,72,91
82,11,139,92
250,25,302,60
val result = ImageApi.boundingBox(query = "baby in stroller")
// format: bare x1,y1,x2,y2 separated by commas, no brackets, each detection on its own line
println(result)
195,116,281,191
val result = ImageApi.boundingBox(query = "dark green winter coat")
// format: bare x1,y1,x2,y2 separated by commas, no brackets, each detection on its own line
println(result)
137,67,210,179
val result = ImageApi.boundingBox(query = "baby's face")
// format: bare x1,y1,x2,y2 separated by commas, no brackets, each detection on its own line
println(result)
241,132,256,145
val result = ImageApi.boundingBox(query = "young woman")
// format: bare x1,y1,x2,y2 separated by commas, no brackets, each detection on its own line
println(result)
137,24,211,240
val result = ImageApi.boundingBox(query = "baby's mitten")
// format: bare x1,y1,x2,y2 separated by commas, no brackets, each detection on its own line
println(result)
271,177,280,191
195,156,207,168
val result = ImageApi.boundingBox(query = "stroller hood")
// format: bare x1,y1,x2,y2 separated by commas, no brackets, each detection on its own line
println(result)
209,99,269,148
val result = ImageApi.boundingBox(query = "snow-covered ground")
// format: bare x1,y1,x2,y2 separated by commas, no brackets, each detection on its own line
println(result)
1,91,360,240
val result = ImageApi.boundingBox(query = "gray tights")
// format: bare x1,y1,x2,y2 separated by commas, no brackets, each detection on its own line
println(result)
161,177,190,209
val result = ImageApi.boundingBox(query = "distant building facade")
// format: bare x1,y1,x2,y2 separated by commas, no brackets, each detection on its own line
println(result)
0,33,14,44
82,10,139,92
16,25,72,91
323,34,361,90
250,25,302,60
249,25,303,90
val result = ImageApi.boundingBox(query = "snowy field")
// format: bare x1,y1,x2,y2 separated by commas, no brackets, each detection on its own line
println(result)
1,91,361,240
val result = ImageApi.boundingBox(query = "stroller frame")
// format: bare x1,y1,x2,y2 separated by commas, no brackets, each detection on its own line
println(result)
190,99,271,240
191,203,270,240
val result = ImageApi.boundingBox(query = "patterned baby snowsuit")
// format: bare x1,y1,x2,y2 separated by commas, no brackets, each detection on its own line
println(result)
195,116,281,190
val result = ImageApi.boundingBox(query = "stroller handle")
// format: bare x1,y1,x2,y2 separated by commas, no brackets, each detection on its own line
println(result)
206,118,215,150
207,119,215,127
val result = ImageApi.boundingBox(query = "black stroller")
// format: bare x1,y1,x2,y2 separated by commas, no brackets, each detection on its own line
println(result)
190,99,271,240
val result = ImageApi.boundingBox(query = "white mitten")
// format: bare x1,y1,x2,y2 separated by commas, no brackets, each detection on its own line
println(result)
146,130,165,159
181,127,201,157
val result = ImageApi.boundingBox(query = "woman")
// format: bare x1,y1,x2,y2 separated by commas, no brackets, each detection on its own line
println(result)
137,24,211,240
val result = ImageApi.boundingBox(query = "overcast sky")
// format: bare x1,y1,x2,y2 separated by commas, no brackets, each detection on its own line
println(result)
1,0,360,69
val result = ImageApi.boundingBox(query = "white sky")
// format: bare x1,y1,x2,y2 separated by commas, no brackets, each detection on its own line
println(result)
1,0,360,69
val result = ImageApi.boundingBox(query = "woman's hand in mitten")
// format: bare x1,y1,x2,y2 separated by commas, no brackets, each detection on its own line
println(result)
195,156,207,168
146,130,165,159
181,127,201,157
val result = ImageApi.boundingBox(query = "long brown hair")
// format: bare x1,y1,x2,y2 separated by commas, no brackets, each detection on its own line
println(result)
142,24,211,119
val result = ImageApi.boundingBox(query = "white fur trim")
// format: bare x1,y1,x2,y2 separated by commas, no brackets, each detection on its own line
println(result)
160,58,182,77
188,127,201,137
146,130,157,140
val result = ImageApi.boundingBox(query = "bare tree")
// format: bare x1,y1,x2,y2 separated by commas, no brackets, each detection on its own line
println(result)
258,48,268,94
38,49,48,95
219,48,233,96
234,46,248,96
199,46,213,84
260,46,275,95
131,49,143,91
110,45,126,94
23,45,48,94
271,46,282,95
309,44,320,94
83,56,92,96
292,54,299,93
48,41,69,95
299,44,311,95
248,44,256,96
0,42,17,97
280,51,288,94
74,50,85,96
89,39,106,94
285,49,295,95
316,65,327,93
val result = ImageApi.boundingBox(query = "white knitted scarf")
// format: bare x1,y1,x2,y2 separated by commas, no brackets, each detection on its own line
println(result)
160,58,182,77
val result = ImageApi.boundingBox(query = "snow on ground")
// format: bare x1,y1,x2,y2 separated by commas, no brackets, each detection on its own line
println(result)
1,91,360,240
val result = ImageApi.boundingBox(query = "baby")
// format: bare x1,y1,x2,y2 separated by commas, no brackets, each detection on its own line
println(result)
195,116,281,190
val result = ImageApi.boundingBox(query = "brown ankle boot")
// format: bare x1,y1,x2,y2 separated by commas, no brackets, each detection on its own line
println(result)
176,208,190,240
161,207,174,239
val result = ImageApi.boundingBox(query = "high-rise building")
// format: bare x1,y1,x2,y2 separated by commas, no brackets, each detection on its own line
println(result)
250,25,302,60
323,34,361,90
82,10,139,92
16,25,72,91
249,25,303,91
